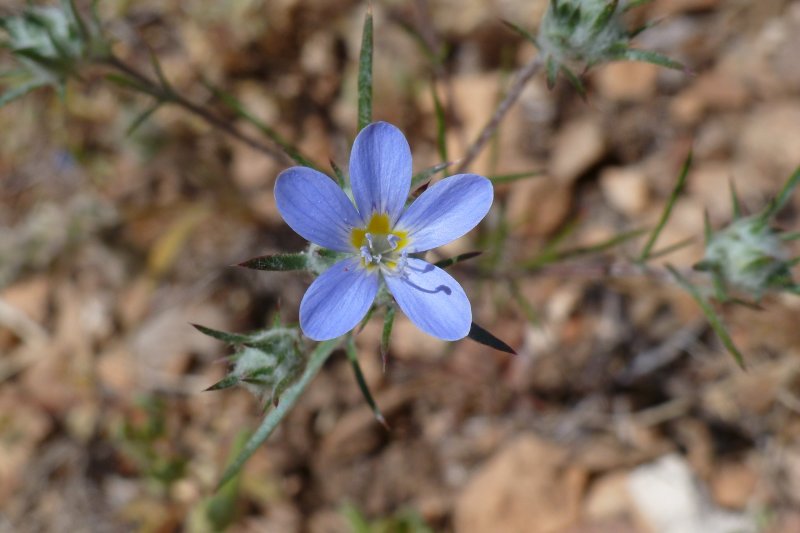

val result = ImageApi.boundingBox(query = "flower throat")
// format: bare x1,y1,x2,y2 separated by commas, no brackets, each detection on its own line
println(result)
351,213,409,271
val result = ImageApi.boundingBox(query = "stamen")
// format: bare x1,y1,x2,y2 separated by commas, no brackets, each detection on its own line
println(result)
352,213,410,270
360,246,374,263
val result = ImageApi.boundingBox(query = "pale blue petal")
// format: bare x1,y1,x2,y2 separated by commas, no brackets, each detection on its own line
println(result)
384,258,471,340
300,257,379,340
349,122,412,223
397,173,493,253
275,166,361,252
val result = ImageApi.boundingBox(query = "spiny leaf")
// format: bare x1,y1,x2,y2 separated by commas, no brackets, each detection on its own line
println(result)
125,101,161,136
501,20,539,48
410,161,452,189
489,170,542,184
0,79,47,108
89,0,103,32
640,150,691,261
667,265,746,369
527,228,647,269
431,83,448,166
14,47,62,71
148,47,172,92
356,304,377,333
192,324,253,345
467,322,516,354
411,180,430,198
236,253,308,271
434,251,482,270
559,65,587,99
591,0,619,35
630,18,662,38
271,360,306,407
357,4,373,132
392,17,441,65
758,166,800,224
0,69,26,79
66,0,91,44
346,335,389,429
523,217,581,268
106,73,159,97
647,237,695,261
624,0,655,12
742,255,779,274
703,210,713,245
617,48,684,71
693,260,715,272
205,375,240,392
729,179,743,219
206,81,321,171
546,56,558,89
330,159,346,188
710,270,729,303
784,285,800,296
217,337,343,488
508,279,539,325
562,228,649,260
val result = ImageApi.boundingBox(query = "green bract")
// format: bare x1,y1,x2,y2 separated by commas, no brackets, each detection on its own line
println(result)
0,1,106,104
529,0,683,92
199,325,307,407
700,216,792,297
695,168,800,300
539,0,628,69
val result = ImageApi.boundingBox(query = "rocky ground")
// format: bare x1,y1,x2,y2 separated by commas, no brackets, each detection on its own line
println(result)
2,0,800,531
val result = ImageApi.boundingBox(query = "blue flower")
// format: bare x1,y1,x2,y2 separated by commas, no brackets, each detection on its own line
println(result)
275,121,493,341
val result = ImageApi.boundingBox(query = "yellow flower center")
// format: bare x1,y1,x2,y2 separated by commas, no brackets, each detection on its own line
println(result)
350,213,409,271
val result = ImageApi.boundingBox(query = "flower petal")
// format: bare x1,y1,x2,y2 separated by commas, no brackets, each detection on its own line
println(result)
397,173,493,253
349,122,412,223
275,166,361,252
384,258,471,340
300,257,379,340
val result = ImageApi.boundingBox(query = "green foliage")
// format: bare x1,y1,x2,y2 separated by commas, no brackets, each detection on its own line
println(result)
488,170,542,185
196,324,306,407
358,5,374,132
347,335,389,429
118,395,188,490
640,152,692,262
0,0,108,105
660,166,800,368
208,82,322,171
697,167,800,299
531,0,683,92
668,265,746,369
217,337,343,487
341,504,435,533
237,252,309,271
410,162,452,190
204,431,249,531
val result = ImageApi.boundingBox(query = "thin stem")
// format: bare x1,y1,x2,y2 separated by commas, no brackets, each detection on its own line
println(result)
103,55,291,164
455,55,544,174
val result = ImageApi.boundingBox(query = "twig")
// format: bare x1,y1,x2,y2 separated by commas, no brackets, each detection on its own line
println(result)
455,55,544,174
103,56,291,165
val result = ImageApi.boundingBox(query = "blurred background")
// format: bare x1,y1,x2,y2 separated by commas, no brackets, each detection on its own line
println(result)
2,0,800,531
